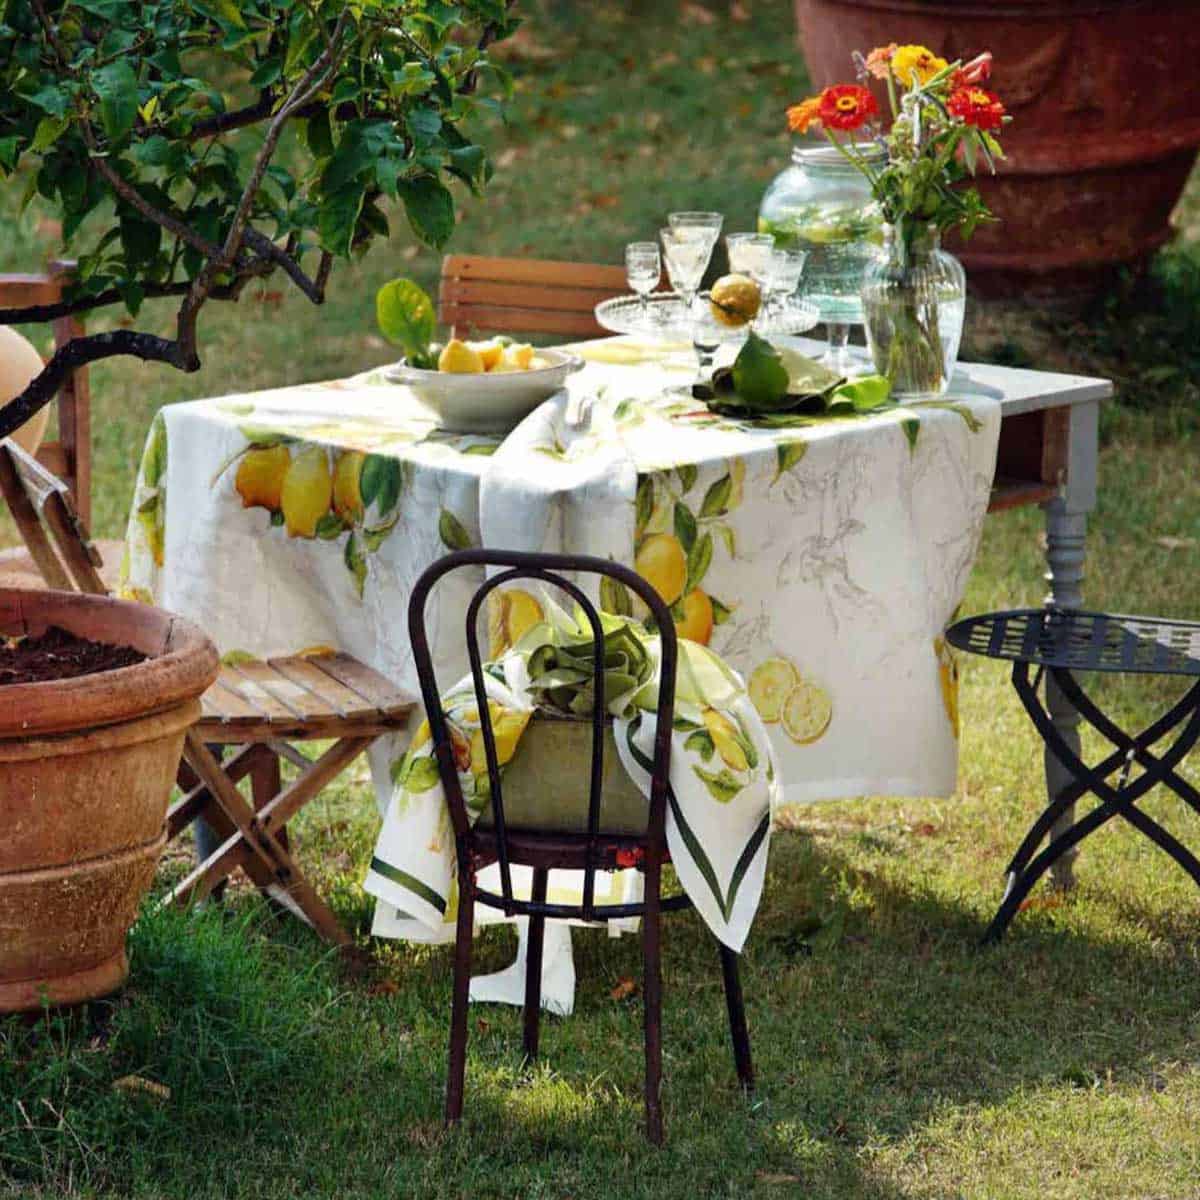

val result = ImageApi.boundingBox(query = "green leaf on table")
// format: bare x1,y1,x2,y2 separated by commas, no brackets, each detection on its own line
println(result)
700,474,732,518
93,61,139,143
686,531,713,593
398,175,455,250
831,374,891,412
731,333,790,411
376,279,436,363
673,501,697,553
439,508,473,551
693,765,742,804
773,440,807,484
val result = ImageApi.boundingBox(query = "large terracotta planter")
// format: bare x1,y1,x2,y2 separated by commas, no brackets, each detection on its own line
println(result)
0,589,218,1012
794,0,1200,298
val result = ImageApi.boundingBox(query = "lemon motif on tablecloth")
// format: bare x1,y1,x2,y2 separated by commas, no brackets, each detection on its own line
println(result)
748,657,799,724
749,656,832,745
235,444,290,511
281,446,333,538
635,531,688,606
934,635,960,738
487,587,545,657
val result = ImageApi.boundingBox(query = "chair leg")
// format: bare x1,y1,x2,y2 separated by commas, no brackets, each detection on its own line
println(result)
250,747,286,850
445,872,476,1127
642,857,665,1146
523,867,549,1060
718,943,754,1093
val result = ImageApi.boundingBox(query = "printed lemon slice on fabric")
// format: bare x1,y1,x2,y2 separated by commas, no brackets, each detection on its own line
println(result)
488,588,546,657
781,677,832,745
635,533,688,607
748,657,799,723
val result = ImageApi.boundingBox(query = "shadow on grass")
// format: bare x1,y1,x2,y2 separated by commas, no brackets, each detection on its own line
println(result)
3,829,1198,1199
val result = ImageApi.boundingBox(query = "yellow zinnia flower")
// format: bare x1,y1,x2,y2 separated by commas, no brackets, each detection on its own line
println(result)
891,44,948,87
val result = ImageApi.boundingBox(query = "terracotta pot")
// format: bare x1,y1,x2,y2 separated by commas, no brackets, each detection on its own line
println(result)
793,0,1200,298
0,589,218,1012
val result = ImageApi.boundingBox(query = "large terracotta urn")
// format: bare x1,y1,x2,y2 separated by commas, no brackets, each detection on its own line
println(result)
794,0,1200,298
0,588,218,1011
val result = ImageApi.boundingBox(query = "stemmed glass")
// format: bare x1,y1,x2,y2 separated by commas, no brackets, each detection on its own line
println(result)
763,247,808,322
667,211,724,239
625,241,661,328
660,223,720,319
725,232,774,328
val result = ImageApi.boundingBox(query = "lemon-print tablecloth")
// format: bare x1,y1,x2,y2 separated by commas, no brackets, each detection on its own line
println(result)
123,337,1001,946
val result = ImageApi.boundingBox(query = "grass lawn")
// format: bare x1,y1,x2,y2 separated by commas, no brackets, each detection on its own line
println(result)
5,3,1200,1197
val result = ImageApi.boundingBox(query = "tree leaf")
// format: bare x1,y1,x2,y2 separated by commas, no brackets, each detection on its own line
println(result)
317,182,365,258
398,174,455,250
93,60,139,143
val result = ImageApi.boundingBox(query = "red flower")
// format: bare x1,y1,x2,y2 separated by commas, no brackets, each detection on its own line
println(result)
615,847,644,868
947,86,1006,131
817,84,878,132
952,52,993,90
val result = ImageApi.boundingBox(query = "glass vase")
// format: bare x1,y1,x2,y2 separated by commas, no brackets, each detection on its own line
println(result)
861,222,966,400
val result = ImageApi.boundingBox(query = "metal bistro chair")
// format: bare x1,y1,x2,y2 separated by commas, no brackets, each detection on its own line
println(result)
947,606,1200,942
0,437,411,947
410,549,753,1144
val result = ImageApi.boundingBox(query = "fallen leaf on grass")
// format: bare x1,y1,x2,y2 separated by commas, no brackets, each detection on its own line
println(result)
610,976,638,1001
368,979,400,997
681,1,717,24
1018,893,1065,913
755,1171,802,1184
1156,536,1196,551
113,1076,171,1101
730,1,751,20
911,822,939,837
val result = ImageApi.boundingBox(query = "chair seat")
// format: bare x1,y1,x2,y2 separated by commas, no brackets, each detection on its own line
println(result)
476,715,648,836
947,608,1200,677
198,652,411,741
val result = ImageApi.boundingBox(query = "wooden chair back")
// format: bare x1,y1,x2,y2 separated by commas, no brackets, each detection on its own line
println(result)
0,438,106,595
0,264,92,526
438,254,642,340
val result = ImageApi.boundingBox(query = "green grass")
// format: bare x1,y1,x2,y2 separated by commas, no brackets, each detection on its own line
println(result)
5,2,1200,1197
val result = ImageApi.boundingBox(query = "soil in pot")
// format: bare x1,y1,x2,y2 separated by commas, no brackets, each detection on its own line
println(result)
0,625,147,686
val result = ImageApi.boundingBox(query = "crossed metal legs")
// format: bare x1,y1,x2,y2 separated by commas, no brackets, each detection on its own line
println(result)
985,661,1200,943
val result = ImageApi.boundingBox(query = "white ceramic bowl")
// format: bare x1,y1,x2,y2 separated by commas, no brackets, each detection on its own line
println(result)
384,347,585,434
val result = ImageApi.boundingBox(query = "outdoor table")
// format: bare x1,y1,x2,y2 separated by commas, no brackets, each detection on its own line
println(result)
122,335,1110,930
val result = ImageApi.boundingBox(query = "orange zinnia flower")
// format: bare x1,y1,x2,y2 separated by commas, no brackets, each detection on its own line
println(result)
817,84,878,132
864,44,898,80
947,86,1006,131
952,51,993,89
786,96,824,135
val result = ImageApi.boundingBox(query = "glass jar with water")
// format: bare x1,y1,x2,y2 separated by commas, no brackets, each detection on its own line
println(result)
758,142,884,371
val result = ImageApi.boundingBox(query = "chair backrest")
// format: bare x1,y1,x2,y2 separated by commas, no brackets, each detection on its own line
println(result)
0,264,92,526
408,549,678,921
438,254,644,340
0,438,106,595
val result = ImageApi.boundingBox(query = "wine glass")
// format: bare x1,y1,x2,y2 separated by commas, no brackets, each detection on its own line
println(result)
725,232,774,329
668,211,724,238
625,241,661,328
660,225,718,317
764,247,807,322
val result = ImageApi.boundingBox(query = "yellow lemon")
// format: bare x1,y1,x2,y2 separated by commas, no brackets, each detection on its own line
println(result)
747,657,798,724
332,450,366,522
709,274,761,328
438,338,485,374
703,708,749,772
503,342,535,370
934,636,959,738
470,339,505,371
635,532,688,607
781,678,833,745
235,444,290,511
675,588,714,646
280,446,333,538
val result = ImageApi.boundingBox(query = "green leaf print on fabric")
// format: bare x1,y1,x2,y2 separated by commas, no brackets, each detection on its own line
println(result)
438,508,473,551
693,765,743,804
